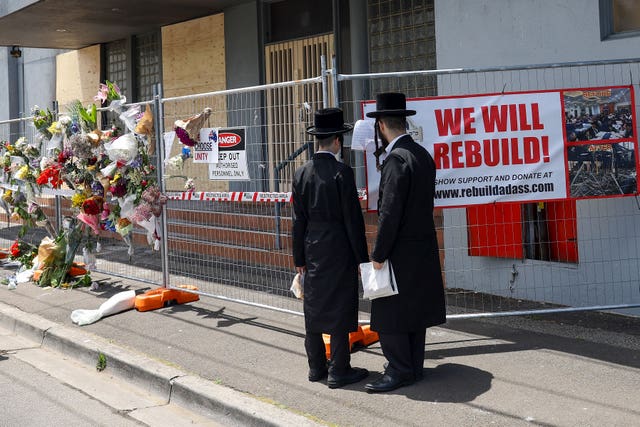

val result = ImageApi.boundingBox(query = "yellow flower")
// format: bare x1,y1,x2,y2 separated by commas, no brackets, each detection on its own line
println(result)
10,212,20,221
71,192,88,208
47,121,62,135
2,190,13,203
15,165,30,180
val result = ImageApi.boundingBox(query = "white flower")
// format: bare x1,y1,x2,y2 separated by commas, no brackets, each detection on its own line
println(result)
14,137,27,149
164,154,184,171
40,157,53,171
185,178,195,190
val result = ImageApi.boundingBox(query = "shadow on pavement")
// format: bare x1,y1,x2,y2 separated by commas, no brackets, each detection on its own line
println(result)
405,363,493,402
163,303,306,338
441,317,640,369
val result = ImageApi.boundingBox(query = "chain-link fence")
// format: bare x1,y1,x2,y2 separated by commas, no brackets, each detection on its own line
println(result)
1,58,640,320
336,58,640,318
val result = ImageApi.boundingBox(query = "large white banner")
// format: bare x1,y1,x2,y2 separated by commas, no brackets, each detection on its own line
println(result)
359,87,637,210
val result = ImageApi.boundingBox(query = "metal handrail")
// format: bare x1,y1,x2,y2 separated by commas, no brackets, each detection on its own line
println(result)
273,141,314,250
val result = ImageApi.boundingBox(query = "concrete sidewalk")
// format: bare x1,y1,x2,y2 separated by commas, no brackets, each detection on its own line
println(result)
1,271,639,426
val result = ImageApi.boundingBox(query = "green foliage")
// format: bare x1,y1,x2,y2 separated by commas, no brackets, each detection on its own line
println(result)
68,100,97,132
96,352,107,371
31,107,56,139
74,273,93,288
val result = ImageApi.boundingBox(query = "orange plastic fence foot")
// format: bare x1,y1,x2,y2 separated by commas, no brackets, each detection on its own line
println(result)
322,325,379,359
135,285,200,312
32,262,88,282
360,324,379,346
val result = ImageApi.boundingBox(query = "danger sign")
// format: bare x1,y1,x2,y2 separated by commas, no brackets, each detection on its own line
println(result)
208,127,250,181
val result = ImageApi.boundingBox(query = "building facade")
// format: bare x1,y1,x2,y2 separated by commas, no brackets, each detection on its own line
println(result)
1,0,639,314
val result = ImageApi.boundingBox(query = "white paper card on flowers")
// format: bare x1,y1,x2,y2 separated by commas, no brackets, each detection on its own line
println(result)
163,131,176,157
360,260,398,300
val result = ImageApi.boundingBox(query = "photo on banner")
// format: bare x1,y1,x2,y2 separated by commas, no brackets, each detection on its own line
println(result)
562,87,637,198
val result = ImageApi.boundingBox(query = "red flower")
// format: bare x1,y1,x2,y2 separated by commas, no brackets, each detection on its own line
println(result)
109,182,127,198
36,166,61,188
175,127,196,146
36,172,49,185
10,240,20,257
82,196,103,215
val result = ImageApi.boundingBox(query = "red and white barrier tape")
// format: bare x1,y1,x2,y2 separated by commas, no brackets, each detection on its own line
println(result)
167,188,368,203
0,183,368,203
166,191,292,202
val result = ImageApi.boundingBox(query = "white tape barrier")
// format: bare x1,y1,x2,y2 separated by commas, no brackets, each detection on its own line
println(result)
0,183,74,197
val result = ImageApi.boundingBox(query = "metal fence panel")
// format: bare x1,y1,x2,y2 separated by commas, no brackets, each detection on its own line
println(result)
337,58,640,318
159,78,325,315
2,58,640,319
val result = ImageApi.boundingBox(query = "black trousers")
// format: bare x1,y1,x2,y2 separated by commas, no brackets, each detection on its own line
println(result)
378,329,426,379
305,331,350,373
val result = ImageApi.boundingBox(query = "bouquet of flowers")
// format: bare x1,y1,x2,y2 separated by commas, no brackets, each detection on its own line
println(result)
0,80,168,288
9,239,38,269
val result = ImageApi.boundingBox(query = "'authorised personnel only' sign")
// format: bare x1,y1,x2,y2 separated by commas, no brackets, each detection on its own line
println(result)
208,127,249,181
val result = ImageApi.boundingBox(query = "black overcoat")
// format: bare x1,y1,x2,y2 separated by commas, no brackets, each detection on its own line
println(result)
370,135,446,333
292,152,369,334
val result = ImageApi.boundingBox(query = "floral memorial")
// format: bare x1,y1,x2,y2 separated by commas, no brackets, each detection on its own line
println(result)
1,81,166,288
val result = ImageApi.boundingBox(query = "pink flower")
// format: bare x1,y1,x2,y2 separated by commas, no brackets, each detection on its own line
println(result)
131,203,153,223
77,213,100,235
101,203,110,221
94,83,108,104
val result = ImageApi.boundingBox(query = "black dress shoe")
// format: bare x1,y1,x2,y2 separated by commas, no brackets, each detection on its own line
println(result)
364,373,414,393
327,367,369,389
383,362,423,381
308,368,328,382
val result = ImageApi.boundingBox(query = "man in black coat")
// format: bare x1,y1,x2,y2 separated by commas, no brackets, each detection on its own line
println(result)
364,93,446,393
292,108,370,389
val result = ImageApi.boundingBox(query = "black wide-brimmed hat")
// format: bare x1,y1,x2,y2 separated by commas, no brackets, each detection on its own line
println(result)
306,108,353,136
366,92,416,118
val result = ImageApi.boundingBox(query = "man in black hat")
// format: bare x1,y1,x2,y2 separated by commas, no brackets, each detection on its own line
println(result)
364,93,446,393
292,107,370,388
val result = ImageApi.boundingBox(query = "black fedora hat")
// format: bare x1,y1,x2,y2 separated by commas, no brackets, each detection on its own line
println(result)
365,92,416,118
306,108,353,136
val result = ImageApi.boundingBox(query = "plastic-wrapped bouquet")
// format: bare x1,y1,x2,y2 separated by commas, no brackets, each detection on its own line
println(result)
2,80,170,286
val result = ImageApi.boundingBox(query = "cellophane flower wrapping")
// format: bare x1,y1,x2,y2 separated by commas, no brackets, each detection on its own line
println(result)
104,133,138,165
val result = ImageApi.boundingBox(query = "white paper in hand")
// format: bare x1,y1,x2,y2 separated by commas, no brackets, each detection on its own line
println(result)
351,119,375,151
360,260,398,300
290,272,304,299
